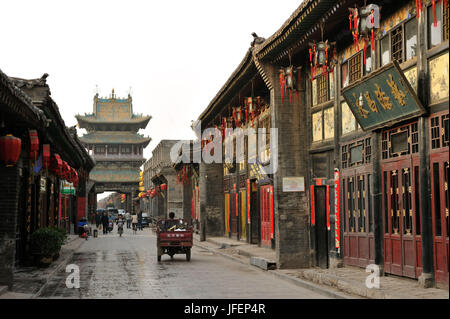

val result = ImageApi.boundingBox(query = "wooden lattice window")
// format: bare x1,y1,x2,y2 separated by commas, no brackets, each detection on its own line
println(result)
349,52,362,84
342,145,348,169
391,26,403,63
431,113,450,149
94,145,105,154
318,74,328,104
341,138,372,168
381,122,419,159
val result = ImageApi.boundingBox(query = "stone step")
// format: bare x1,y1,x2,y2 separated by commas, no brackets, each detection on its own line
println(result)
0,286,8,296
250,256,277,270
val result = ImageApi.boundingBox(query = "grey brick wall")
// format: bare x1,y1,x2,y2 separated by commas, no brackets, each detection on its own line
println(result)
0,165,20,288
262,61,311,269
199,162,224,238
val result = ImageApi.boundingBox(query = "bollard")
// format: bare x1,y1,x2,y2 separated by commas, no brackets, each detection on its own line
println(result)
93,229,98,238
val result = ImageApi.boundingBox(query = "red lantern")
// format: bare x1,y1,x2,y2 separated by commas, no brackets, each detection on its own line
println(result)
51,153,63,176
160,183,167,191
0,134,22,167
29,130,39,161
42,144,50,169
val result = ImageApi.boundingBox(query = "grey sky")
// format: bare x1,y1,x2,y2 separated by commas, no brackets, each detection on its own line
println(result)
1,0,302,199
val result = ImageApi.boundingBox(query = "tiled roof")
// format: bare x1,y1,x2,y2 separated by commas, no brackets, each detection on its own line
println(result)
76,114,151,124
79,131,151,145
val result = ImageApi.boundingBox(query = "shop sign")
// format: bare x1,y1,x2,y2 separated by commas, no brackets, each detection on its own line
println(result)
40,176,46,192
282,177,305,192
61,181,75,195
342,60,425,131
248,159,271,184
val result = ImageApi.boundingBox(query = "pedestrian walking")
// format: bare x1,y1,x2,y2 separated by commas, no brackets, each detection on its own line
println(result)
131,213,138,234
95,212,101,229
101,212,109,235
137,210,143,231
125,211,131,229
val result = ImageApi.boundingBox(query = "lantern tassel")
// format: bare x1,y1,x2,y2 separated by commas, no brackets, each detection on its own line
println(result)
363,38,367,65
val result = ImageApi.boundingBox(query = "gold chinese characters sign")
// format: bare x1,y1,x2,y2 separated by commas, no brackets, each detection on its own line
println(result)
342,61,425,131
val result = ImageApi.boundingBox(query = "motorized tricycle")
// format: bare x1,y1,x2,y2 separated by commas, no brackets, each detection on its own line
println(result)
156,218,193,262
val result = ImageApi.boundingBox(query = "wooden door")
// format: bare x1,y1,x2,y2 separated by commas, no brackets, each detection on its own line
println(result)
260,185,272,248
240,190,247,240
430,153,449,285
382,157,422,278
230,187,237,235
314,186,328,268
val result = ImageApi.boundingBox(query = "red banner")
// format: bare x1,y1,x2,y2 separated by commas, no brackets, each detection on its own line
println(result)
270,186,274,239
334,169,341,250
310,185,315,225
246,179,251,224
326,185,330,230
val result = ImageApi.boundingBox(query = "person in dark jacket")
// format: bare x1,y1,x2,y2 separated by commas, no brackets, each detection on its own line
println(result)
101,212,109,235
95,213,102,229
137,211,143,231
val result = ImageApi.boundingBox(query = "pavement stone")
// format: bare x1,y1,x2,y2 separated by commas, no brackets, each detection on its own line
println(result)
195,234,449,299
1,234,85,298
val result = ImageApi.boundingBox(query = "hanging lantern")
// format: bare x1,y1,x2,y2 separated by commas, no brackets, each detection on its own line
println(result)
0,134,22,167
29,130,39,161
42,144,50,169
279,69,286,103
160,183,167,191
51,153,63,176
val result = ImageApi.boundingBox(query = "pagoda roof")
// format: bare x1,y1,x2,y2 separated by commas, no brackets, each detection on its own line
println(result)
79,131,151,146
89,169,139,183
76,114,151,126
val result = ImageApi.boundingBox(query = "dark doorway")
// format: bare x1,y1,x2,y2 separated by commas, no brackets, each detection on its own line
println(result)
250,180,259,244
315,186,328,268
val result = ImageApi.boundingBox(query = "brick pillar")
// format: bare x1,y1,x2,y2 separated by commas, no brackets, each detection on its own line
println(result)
260,61,311,268
199,162,224,240
0,165,20,288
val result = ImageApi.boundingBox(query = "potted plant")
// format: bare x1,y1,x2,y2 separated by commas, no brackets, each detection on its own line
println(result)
30,227,64,267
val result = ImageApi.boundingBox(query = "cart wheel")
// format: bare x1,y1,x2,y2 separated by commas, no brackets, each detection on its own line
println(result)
186,248,191,261
157,255,161,262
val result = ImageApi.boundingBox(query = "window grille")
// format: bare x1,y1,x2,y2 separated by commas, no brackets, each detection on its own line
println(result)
349,52,362,84
391,27,403,63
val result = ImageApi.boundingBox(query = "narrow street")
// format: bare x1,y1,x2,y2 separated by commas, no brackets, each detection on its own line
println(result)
36,226,329,299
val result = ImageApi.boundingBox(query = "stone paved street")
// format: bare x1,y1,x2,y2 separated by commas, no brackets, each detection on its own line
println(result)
35,226,329,299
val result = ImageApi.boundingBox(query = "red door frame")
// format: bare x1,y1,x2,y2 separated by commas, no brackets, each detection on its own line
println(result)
429,111,449,286
260,184,273,248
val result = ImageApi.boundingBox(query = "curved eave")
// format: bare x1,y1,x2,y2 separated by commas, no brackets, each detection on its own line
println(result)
255,0,338,62
79,136,151,147
197,49,257,124
0,68,48,128
76,115,151,126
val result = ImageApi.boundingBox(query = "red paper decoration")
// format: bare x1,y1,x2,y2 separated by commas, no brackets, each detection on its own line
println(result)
29,130,39,161
0,134,21,167
42,144,50,169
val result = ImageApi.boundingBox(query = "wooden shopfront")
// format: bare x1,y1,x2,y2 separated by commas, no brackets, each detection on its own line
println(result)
429,110,449,285
381,121,422,279
341,135,376,268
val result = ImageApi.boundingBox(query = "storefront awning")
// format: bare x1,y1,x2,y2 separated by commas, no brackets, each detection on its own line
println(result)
342,61,426,131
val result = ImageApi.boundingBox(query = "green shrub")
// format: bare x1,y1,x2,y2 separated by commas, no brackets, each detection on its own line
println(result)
49,226,68,246
30,227,63,258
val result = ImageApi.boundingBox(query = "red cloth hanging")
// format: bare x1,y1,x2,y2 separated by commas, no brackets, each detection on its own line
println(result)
432,0,437,27
416,0,422,19
363,38,367,65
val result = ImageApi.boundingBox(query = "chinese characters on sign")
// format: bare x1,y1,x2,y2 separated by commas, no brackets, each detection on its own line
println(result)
342,61,425,131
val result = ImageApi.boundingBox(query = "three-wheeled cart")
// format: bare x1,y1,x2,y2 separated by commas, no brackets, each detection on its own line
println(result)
156,219,193,262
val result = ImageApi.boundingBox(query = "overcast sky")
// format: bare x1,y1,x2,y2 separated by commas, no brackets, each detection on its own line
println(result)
1,0,302,200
